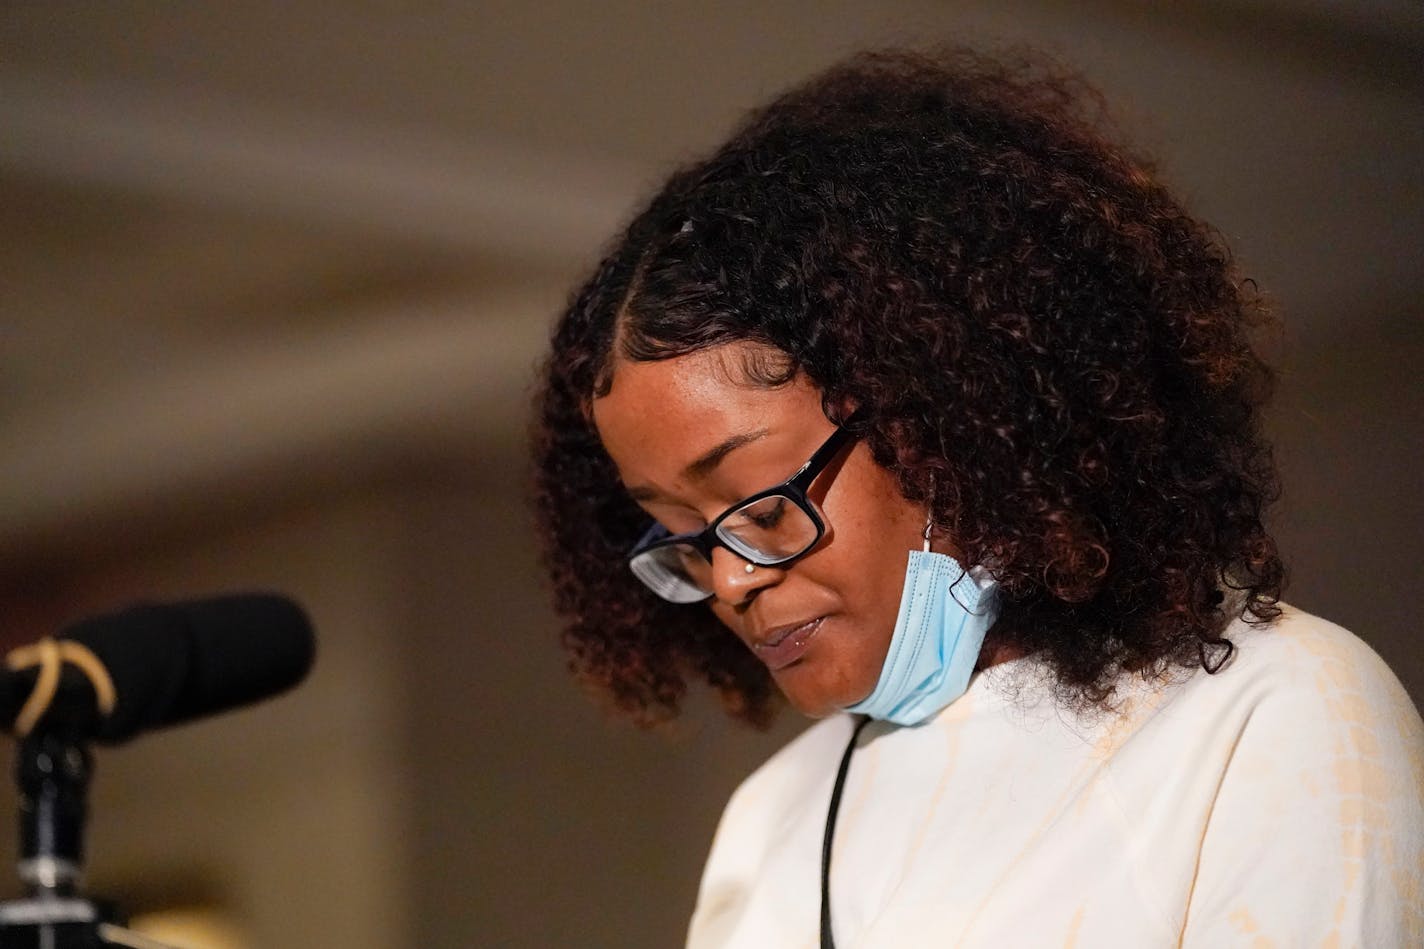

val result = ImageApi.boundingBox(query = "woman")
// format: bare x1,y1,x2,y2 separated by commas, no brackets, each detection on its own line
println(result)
533,48,1424,947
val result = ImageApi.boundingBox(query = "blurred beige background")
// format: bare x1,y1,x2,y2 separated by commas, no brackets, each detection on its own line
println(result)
2,3,1421,947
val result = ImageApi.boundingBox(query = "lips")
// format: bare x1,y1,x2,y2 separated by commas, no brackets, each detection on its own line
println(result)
752,617,825,671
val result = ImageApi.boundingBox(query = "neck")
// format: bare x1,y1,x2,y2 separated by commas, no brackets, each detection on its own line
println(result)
975,640,1024,672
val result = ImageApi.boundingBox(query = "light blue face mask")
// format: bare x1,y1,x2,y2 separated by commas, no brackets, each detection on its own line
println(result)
844,540,1000,726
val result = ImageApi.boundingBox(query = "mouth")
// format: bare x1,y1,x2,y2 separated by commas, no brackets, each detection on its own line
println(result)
752,617,825,671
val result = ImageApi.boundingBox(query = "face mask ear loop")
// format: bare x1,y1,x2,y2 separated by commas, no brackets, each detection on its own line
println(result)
922,474,935,554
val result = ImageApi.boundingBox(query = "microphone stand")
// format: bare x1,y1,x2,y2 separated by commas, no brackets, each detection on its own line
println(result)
0,726,183,949
0,595,314,948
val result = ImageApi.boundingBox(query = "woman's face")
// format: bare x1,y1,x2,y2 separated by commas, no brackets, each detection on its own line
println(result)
592,341,934,717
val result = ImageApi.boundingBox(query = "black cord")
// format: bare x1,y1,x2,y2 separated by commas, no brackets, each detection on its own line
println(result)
821,715,872,949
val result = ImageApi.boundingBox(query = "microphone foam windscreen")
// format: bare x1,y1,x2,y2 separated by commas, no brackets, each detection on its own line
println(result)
59,594,316,744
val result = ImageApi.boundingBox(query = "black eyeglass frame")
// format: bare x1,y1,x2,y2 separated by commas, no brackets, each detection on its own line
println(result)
627,412,864,594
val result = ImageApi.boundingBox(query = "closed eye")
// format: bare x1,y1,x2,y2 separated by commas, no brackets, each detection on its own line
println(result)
746,497,787,529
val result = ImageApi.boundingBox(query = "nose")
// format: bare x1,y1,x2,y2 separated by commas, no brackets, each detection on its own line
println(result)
708,546,784,606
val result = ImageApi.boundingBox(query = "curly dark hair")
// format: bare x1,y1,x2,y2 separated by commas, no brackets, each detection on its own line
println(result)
533,46,1285,729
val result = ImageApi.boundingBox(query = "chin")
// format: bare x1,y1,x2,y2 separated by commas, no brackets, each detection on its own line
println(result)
775,668,870,719
773,678,834,719
784,697,840,719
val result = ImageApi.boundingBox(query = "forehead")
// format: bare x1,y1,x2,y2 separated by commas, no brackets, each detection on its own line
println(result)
591,343,823,472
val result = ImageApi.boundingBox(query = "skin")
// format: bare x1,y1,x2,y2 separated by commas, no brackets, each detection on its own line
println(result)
592,341,965,718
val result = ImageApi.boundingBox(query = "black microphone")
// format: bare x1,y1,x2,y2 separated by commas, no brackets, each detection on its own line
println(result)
0,593,316,745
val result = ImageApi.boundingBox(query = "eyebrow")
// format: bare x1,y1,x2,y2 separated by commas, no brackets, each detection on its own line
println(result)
626,428,771,502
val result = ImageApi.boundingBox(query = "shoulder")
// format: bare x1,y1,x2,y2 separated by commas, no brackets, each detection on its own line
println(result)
1082,602,1424,846
718,713,855,828
689,714,854,939
1115,602,1424,860
1203,602,1419,725
1112,602,1423,753
1164,606,1424,942
696,714,858,881
1228,603,1424,790
1232,602,1397,676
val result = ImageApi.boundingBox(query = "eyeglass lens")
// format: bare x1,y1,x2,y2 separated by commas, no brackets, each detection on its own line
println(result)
630,493,819,602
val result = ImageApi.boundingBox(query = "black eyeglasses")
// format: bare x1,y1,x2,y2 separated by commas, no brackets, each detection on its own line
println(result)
627,414,862,603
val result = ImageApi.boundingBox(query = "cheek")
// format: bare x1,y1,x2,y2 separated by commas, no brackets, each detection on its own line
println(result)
824,462,923,621
826,454,924,561
804,457,914,577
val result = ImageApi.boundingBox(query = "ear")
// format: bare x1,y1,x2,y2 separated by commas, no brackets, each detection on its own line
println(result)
925,524,973,566
822,393,862,426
